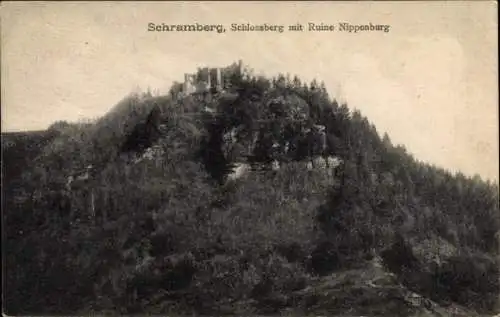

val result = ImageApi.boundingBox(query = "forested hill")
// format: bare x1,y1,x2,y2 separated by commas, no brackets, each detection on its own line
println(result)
3,61,499,316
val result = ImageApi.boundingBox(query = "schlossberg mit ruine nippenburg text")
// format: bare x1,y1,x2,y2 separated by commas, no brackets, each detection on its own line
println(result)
147,22,391,34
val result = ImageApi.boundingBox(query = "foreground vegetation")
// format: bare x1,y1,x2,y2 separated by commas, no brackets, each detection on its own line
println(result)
3,62,499,316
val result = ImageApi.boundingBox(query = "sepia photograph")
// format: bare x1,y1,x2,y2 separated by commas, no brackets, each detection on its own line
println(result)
1,2,499,316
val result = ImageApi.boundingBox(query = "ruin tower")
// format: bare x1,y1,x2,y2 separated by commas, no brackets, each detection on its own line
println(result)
216,68,222,91
183,73,196,95
207,69,211,90
183,74,190,94
238,59,243,75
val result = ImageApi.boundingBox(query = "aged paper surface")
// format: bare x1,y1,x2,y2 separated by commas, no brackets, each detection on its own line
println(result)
1,2,499,316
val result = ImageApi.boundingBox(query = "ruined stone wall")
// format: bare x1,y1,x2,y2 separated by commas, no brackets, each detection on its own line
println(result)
182,67,225,95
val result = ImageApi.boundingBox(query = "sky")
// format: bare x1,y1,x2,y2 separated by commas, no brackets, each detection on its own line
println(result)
1,1,498,181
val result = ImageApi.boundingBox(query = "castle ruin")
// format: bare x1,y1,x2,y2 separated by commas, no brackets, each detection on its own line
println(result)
181,60,243,96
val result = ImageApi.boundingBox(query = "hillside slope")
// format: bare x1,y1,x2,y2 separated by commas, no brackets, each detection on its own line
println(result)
3,62,499,316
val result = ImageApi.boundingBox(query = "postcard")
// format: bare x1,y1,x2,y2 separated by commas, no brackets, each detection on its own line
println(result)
2,2,498,316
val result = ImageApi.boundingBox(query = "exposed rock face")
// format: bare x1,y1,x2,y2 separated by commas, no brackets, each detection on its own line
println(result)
306,156,343,170
221,123,329,162
132,145,165,164
267,94,309,122
218,118,340,183
226,162,252,181
65,165,93,191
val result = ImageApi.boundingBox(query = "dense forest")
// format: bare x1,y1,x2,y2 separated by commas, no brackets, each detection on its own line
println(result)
3,61,499,316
